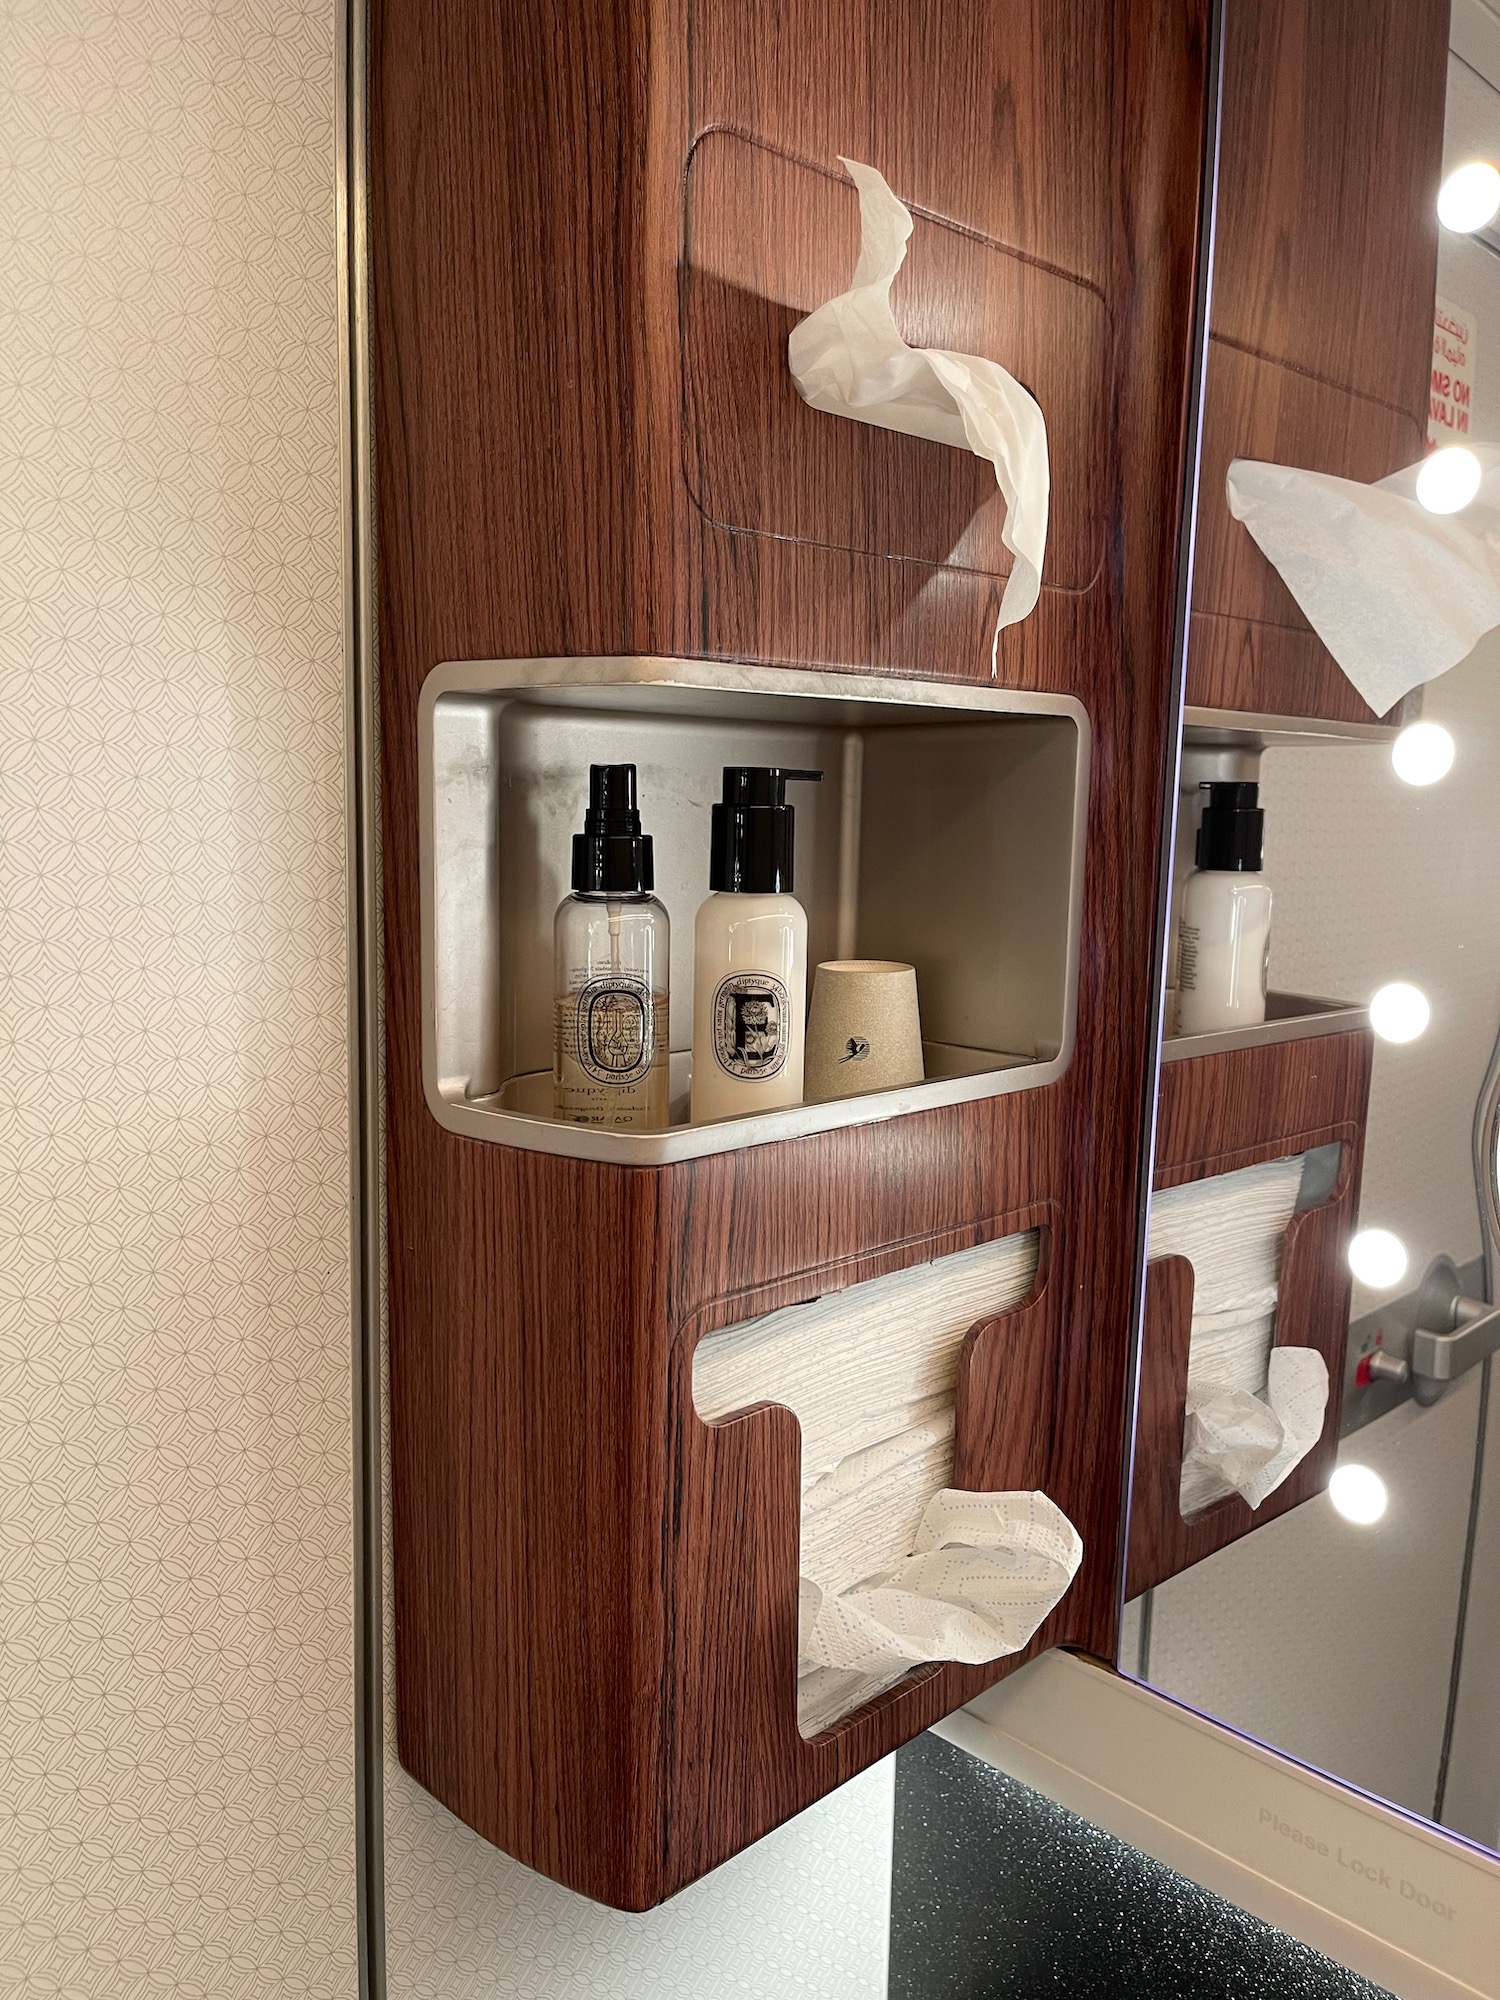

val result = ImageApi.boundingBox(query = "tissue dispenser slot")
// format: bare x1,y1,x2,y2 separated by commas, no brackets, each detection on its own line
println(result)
1127,1028,1373,1599
680,129,1108,591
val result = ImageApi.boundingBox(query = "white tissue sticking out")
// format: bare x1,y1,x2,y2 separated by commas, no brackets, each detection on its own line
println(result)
1182,1347,1329,1512
1225,445,1500,715
797,1487,1081,1677
691,1231,1083,1738
1150,1155,1329,1516
787,157,1050,663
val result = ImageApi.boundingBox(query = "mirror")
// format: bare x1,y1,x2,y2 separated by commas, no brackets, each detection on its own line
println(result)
1124,4,1500,1865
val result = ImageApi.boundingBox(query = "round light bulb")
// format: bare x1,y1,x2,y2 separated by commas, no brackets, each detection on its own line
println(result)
1438,159,1500,232
1415,444,1482,515
1329,1463,1389,1526
1369,982,1430,1043
1348,1228,1408,1290
1391,721,1455,786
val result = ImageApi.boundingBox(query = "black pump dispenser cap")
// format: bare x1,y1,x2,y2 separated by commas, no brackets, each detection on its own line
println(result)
571,763,654,893
1195,780,1264,872
709,766,823,893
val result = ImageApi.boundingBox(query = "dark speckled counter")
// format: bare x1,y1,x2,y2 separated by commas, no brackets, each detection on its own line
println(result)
889,1735,1393,1999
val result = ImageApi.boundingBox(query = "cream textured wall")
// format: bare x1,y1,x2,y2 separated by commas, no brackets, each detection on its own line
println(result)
0,1,356,1994
0,1,899,1989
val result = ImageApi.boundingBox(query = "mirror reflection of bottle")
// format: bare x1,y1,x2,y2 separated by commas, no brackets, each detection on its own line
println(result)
691,766,822,1124
554,764,669,1130
1176,781,1272,1035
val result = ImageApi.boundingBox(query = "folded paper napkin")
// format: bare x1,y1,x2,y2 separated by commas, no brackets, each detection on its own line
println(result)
787,156,1049,665
1149,1154,1329,1515
1226,447,1500,714
692,1232,1083,1735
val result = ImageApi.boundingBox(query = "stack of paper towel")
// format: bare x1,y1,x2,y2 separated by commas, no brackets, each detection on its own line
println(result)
692,1231,1047,1736
1148,1153,1320,1516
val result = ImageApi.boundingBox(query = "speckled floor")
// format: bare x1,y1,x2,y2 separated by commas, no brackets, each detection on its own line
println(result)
889,1735,1392,1999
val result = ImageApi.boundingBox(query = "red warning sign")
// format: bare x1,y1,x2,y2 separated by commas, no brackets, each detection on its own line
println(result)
1430,296,1477,443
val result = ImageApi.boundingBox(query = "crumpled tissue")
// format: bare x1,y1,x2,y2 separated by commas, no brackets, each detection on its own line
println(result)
1182,1347,1329,1512
798,1487,1081,1677
1226,446,1500,714
788,157,1049,660
1149,1154,1329,1515
691,1231,1083,1737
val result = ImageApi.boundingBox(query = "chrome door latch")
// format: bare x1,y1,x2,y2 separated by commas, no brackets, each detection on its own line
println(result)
1377,1255,1500,1406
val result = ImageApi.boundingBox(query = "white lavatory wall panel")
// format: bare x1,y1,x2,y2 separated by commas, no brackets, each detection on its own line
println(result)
0,1,356,1995
1423,40,1500,1858
1261,52,1500,1325
1145,1382,1481,1820
1442,1376,1500,1850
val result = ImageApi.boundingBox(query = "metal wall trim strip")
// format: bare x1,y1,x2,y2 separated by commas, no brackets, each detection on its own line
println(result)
337,0,386,1985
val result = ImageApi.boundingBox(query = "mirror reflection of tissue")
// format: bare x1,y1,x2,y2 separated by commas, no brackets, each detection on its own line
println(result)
788,157,1050,662
1150,1155,1330,1516
1181,1346,1328,1513
1226,444,1500,714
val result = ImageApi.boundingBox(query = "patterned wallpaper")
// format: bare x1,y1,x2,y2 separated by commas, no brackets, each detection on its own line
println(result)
0,1,356,1994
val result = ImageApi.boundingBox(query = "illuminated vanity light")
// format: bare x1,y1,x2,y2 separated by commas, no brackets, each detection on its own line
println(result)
1348,1227,1408,1290
1329,1463,1389,1526
1391,720,1456,786
1415,444,1482,515
1369,981,1431,1043
1438,159,1500,232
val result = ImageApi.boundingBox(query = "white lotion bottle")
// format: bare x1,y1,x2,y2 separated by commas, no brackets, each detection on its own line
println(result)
691,766,822,1124
1176,779,1272,1035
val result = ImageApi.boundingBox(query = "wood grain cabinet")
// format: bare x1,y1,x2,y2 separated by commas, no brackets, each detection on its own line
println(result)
370,0,1210,1907
1189,0,1449,730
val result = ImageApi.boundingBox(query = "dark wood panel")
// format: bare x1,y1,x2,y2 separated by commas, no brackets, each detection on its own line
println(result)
1211,0,1446,412
371,0,1210,1910
683,0,1120,288
1187,0,1447,725
1198,347,1426,637
1191,337,1425,724
1187,614,1383,731
1128,1028,1374,1597
1154,1029,1374,1184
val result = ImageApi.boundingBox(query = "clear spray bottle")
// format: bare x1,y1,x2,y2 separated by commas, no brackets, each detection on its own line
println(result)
553,764,670,1130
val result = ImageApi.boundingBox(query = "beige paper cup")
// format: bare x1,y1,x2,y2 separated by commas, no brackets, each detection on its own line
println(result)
804,960,924,1104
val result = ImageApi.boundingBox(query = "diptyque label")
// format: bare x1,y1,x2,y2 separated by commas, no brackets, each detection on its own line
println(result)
573,973,654,1084
712,971,790,1081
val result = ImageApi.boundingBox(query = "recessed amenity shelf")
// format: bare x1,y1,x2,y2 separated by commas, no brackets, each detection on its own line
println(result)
1183,706,1401,749
420,657,1090,1163
1161,990,1368,1064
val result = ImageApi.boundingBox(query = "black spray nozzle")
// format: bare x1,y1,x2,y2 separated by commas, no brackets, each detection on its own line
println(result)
572,762,654,893
585,761,640,830
709,765,822,894
1195,779,1264,873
